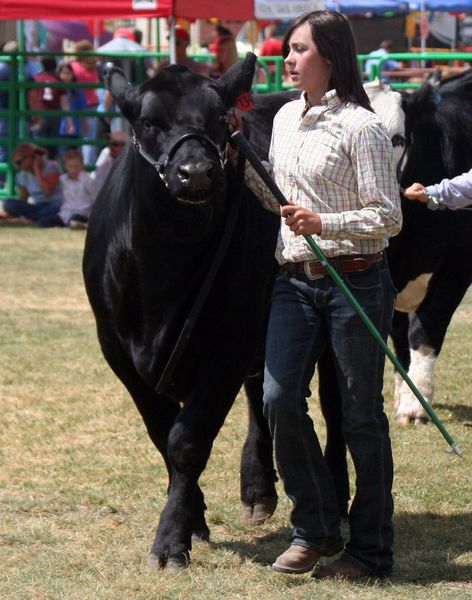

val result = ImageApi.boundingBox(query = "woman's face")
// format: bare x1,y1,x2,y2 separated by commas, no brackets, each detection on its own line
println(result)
59,66,74,82
284,22,331,98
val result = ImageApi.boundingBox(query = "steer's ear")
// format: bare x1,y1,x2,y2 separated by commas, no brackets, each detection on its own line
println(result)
105,66,135,113
216,52,257,109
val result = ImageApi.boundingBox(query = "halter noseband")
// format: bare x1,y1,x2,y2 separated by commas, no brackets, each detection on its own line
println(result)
132,130,229,183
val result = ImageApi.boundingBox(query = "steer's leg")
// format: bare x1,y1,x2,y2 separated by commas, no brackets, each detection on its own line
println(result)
149,376,242,569
240,372,278,525
98,334,210,554
130,390,210,545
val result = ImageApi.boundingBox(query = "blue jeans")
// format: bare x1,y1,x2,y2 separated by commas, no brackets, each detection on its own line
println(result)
263,258,395,576
81,114,99,167
3,198,62,227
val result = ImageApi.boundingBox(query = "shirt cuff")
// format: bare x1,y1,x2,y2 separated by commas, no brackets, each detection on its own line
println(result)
425,185,439,197
318,213,342,239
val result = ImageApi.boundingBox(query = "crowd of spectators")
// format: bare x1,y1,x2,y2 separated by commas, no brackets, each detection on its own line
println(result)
0,22,282,225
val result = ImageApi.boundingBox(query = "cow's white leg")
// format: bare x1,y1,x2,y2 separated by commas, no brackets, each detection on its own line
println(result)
393,371,403,410
396,345,436,425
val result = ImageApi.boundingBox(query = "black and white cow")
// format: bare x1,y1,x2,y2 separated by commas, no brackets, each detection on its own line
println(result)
320,71,472,515
323,72,472,427
390,69,472,423
83,55,294,569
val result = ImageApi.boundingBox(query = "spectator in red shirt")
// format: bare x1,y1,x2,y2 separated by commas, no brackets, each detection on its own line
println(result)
259,24,284,84
71,40,100,167
28,57,63,158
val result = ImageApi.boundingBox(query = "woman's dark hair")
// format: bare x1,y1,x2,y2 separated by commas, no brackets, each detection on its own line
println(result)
56,60,79,99
282,10,373,112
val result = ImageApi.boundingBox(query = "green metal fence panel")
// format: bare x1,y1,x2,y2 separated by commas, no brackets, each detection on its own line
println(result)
2,50,472,198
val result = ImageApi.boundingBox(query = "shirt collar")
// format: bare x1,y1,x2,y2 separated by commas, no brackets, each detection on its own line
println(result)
301,89,342,116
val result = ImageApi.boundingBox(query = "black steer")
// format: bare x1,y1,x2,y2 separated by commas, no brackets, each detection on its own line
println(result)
83,55,294,568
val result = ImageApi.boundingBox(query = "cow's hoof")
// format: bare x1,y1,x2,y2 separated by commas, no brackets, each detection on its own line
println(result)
148,551,190,570
396,412,430,426
396,414,413,426
242,496,278,525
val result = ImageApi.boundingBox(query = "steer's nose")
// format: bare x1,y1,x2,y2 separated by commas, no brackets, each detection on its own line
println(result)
178,161,213,190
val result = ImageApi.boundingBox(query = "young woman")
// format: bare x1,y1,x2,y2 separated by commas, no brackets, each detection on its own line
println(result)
244,10,402,579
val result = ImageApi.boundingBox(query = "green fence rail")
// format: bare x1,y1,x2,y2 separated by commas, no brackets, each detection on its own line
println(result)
364,51,472,88
2,50,472,198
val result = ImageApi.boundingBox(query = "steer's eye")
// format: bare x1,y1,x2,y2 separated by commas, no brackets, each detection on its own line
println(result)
143,119,153,129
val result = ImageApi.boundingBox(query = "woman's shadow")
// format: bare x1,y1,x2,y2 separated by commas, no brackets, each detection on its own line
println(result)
216,512,472,583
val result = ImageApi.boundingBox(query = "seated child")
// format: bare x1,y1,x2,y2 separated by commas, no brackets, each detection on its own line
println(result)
58,149,97,228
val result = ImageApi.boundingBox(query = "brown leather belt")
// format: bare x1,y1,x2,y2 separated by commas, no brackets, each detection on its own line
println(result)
280,252,383,279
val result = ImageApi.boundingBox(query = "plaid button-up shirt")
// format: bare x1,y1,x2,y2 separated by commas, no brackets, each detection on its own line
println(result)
246,90,402,264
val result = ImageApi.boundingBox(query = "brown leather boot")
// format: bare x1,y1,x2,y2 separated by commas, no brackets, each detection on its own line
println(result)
272,544,321,574
313,557,369,580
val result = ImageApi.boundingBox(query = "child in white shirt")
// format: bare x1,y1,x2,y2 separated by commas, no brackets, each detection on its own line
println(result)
59,149,97,228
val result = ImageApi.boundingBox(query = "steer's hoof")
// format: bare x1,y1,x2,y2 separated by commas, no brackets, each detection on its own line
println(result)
166,552,191,569
396,414,413,426
396,413,430,426
148,551,190,570
242,496,278,525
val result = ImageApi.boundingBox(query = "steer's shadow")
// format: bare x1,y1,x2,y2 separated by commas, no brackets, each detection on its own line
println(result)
434,403,472,424
216,512,472,584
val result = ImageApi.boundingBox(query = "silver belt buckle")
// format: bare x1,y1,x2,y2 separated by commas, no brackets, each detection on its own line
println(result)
304,260,325,280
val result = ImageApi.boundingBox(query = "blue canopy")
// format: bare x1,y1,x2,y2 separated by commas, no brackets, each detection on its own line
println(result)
326,0,409,13
409,0,472,10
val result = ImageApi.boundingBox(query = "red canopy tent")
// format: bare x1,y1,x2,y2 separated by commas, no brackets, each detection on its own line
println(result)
0,0,254,20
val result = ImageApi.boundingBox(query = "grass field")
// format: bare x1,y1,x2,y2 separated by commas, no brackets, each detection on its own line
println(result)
1,226,471,600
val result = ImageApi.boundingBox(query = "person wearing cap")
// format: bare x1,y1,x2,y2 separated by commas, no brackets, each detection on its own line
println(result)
1,142,63,226
155,26,204,74
92,131,129,193
364,40,400,82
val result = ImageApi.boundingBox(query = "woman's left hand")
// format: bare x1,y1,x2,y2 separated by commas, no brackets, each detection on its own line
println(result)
281,203,322,236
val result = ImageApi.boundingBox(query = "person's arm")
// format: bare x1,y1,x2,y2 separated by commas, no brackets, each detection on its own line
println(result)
227,111,281,214
244,160,281,214
60,92,76,135
103,90,115,126
84,172,98,202
32,155,60,197
318,121,402,241
16,184,29,201
425,167,472,209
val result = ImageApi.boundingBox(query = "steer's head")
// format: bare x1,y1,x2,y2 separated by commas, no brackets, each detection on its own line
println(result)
106,54,256,206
